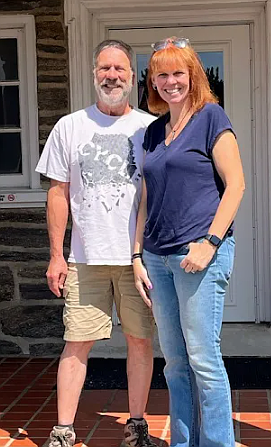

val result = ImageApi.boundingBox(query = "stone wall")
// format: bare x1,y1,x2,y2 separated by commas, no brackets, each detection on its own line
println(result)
0,1,70,355
0,209,71,355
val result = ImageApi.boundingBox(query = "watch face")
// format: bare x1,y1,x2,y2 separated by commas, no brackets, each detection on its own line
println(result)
206,234,221,246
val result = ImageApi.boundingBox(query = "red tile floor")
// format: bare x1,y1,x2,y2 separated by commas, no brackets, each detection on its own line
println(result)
0,358,270,447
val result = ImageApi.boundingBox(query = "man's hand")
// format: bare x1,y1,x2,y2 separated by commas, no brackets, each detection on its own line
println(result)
133,258,153,308
180,240,216,273
46,256,68,297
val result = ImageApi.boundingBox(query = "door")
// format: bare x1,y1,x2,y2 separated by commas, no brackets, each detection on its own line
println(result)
109,25,255,321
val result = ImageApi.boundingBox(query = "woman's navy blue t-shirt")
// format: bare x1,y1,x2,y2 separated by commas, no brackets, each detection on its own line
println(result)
143,103,235,255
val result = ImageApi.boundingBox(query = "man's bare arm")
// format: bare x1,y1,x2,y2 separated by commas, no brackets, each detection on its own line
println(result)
46,179,70,297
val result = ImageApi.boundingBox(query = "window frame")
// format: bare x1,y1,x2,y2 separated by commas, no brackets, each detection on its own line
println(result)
0,15,46,207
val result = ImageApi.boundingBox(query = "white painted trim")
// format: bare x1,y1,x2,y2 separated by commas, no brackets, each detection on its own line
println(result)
66,3,265,110
80,2,92,111
266,0,271,323
249,9,271,323
0,15,41,204
66,0,265,17
0,189,47,208
24,16,40,190
66,4,83,111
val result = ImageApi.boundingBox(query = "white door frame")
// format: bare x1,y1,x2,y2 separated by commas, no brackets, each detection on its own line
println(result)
64,0,271,322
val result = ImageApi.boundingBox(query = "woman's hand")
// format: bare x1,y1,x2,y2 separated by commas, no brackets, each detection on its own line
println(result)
180,240,216,273
133,258,153,308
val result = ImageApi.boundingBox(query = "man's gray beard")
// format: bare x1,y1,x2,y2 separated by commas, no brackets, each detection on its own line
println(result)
94,75,133,107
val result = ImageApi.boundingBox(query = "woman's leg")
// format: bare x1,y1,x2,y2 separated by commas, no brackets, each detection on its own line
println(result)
169,237,235,447
143,250,199,447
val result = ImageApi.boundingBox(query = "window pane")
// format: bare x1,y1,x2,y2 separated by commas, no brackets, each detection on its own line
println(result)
137,54,150,112
0,133,22,174
198,51,224,108
0,86,20,127
0,38,18,81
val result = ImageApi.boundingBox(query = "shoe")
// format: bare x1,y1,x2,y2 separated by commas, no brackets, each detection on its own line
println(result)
123,418,157,447
49,426,76,447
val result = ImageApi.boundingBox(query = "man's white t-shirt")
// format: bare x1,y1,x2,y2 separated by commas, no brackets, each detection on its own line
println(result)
36,104,156,265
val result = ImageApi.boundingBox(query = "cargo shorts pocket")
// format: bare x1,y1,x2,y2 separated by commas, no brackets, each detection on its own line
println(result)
63,263,77,299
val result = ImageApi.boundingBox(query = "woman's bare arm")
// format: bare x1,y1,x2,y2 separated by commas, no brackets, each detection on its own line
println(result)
133,179,153,307
181,130,245,273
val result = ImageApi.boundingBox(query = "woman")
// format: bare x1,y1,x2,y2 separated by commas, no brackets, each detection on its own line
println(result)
133,37,245,447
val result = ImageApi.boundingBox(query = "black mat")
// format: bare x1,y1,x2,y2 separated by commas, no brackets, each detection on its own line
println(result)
83,357,271,390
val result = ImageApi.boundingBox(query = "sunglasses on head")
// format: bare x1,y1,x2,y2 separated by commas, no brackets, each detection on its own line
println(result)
151,38,190,52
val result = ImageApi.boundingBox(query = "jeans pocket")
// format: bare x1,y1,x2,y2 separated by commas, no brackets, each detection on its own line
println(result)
226,237,235,279
216,237,235,282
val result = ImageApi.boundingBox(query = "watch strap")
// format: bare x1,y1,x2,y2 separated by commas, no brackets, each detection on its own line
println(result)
205,234,222,247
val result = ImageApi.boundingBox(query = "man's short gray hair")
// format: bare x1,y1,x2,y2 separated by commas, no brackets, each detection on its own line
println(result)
93,39,135,72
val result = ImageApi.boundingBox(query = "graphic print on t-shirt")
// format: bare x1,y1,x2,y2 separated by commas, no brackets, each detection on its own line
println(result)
78,133,141,212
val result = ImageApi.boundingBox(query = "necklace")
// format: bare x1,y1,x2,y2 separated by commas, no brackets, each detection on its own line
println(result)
168,109,191,144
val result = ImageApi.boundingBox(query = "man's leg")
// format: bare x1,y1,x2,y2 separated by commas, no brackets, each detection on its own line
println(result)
57,340,95,424
50,263,113,447
114,266,156,447
125,334,153,418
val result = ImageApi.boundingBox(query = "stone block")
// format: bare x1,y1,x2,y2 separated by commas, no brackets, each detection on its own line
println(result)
18,266,47,279
38,57,67,71
0,267,14,302
30,342,64,356
38,87,68,110
0,305,64,338
0,209,47,223
0,227,71,248
20,283,56,300
37,43,66,54
38,75,67,85
39,129,51,141
36,20,64,40
0,1,37,11
0,251,50,262
39,0,62,8
0,248,69,263
0,1,62,12
0,340,22,355
0,227,48,248
39,115,65,126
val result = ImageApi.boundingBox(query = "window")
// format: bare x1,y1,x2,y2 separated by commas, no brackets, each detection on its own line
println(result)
0,16,46,207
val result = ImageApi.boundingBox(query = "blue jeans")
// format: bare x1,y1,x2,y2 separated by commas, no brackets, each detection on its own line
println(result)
143,236,235,447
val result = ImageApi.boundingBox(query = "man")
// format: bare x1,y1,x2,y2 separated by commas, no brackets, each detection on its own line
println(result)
36,39,157,447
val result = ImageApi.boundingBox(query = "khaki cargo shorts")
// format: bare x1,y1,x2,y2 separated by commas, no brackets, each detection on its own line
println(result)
63,263,154,342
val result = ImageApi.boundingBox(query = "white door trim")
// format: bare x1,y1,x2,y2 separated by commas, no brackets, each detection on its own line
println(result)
64,0,271,321
66,0,265,13
266,0,271,323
